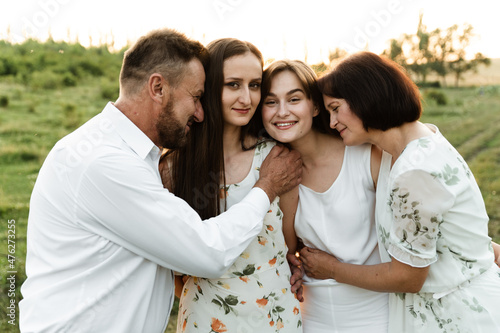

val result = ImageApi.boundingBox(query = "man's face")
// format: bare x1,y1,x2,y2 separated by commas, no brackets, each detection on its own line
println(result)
156,59,205,149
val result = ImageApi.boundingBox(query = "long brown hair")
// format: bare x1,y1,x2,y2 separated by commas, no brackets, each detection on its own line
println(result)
168,38,264,219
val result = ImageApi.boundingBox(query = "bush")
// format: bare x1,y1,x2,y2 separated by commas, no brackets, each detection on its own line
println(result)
62,73,77,87
31,70,63,90
100,79,119,101
417,81,441,88
424,89,448,105
0,95,8,107
63,103,81,129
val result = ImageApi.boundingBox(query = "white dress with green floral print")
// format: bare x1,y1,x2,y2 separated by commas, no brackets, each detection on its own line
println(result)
376,124,500,333
177,140,302,333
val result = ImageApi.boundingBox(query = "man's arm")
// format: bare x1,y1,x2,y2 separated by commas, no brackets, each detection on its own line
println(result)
78,146,302,278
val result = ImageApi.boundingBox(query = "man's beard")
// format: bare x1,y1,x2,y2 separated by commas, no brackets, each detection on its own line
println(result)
156,98,190,149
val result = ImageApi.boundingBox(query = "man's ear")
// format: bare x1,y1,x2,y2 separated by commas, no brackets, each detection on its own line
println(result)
148,73,168,104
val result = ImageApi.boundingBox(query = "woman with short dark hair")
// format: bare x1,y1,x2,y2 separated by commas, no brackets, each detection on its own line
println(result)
299,51,500,332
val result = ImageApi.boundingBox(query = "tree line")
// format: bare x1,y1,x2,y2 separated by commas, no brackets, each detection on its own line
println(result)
0,15,492,91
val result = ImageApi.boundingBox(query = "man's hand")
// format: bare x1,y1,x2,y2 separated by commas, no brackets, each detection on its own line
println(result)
255,145,302,203
287,253,304,302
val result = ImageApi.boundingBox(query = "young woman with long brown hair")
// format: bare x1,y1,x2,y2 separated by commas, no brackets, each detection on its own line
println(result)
166,39,303,333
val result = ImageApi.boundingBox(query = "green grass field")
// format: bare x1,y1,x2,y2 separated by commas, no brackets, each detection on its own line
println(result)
1,78,500,332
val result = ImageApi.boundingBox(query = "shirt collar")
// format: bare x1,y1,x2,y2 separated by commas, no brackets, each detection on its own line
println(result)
102,102,160,160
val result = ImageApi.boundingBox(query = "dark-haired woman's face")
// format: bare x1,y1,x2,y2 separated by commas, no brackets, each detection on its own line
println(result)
323,95,367,146
221,52,262,129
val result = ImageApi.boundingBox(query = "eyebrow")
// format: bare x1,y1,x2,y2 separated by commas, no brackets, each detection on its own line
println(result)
267,88,305,97
224,77,262,82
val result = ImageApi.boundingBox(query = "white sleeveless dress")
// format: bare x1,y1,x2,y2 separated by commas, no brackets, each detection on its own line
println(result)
295,144,389,332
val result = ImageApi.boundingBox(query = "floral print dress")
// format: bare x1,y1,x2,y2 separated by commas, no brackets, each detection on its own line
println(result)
376,124,500,333
177,140,302,333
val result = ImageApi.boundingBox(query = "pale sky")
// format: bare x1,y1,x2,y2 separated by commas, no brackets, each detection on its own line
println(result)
1,0,499,64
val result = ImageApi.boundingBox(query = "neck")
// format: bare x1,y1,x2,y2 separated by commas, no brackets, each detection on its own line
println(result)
289,130,332,168
114,94,159,145
368,121,432,159
223,124,244,156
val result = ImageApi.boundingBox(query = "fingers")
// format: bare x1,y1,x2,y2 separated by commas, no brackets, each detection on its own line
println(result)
296,286,304,302
268,144,285,157
287,252,301,266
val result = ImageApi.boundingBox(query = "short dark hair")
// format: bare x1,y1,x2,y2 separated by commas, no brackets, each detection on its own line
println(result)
119,28,209,96
261,59,333,135
318,52,422,131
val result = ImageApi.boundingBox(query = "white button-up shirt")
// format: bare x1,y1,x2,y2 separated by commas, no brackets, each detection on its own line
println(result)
20,103,270,332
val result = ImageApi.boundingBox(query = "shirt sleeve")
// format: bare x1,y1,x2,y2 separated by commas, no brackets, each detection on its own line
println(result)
387,169,455,267
75,153,270,278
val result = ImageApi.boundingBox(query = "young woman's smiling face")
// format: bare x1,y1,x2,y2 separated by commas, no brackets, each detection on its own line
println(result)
262,70,318,144
221,52,262,129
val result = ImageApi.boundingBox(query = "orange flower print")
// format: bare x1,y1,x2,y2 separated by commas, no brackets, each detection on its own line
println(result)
269,320,275,327
277,318,284,329
293,306,300,315
269,257,277,266
258,236,268,246
219,187,228,199
182,318,187,331
239,276,249,283
266,225,274,231
256,298,268,308
210,318,227,333
241,301,246,304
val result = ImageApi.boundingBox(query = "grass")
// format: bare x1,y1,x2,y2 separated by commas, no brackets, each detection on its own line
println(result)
1,81,500,333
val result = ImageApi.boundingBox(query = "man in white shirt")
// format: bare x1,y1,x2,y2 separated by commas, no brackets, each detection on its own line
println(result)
19,28,302,332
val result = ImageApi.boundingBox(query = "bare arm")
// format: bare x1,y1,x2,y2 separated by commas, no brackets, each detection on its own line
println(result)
279,185,304,301
174,275,185,299
493,241,500,267
300,247,429,293
280,185,299,255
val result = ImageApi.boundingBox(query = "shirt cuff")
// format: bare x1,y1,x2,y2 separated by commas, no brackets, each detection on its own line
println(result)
243,187,271,214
